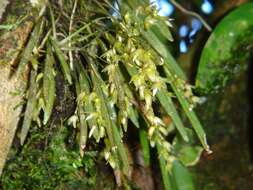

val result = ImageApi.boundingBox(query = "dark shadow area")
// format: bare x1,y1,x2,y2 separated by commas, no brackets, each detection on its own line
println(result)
247,52,253,162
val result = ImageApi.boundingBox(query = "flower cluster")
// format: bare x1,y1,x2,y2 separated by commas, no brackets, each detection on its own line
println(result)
77,92,106,143
103,5,177,169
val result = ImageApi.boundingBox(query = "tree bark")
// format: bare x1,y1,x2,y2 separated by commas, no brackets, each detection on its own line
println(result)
0,2,32,175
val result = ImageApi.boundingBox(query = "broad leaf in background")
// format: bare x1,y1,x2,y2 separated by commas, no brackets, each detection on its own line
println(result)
196,3,253,93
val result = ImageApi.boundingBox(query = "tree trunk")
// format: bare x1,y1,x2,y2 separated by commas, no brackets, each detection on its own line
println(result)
0,1,32,175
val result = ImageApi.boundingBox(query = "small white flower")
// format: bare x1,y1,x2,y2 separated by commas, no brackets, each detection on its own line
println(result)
104,151,110,160
148,126,156,137
112,146,117,152
150,141,156,148
85,113,97,121
152,87,158,96
89,125,97,138
67,115,78,128
30,0,39,7
153,117,165,126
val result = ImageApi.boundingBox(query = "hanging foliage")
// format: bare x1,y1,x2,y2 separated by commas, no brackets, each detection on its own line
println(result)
1,0,215,189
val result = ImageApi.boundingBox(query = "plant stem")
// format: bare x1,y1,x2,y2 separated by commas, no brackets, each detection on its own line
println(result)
170,0,212,32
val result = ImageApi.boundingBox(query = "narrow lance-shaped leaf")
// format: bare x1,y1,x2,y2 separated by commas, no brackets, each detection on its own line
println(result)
152,21,173,42
157,90,189,142
164,67,210,152
17,19,43,76
157,144,173,190
50,37,72,84
20,70,38,145
43,45,56,125
139,128,150,166
141,29,186,80
59,17,106,45
49,4,56,38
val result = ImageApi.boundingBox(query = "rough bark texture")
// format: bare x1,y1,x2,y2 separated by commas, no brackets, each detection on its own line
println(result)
0,0,9,20
0,20,32,175
0,68,24,176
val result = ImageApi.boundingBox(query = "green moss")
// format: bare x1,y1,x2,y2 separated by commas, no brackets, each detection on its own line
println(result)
1,125,98,190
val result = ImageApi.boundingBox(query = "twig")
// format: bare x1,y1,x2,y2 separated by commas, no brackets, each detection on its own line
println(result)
69,0,78,70
38,29,52,52
170,0,212,32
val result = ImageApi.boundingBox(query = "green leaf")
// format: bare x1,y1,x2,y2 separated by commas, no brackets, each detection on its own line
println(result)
0,24,14,30
20,70,38,145
178,146,203,167
173,129,203,166
152,22,173,42
43,45,56,125
172,160,195,190
196,3,253,93
50,37,72,84
157,145,173,190
139,129,150,166
17,19,43,76
59,17,105,45
157,90,189,142
141,28,186,80
128,106,140,128
164,67,210,152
